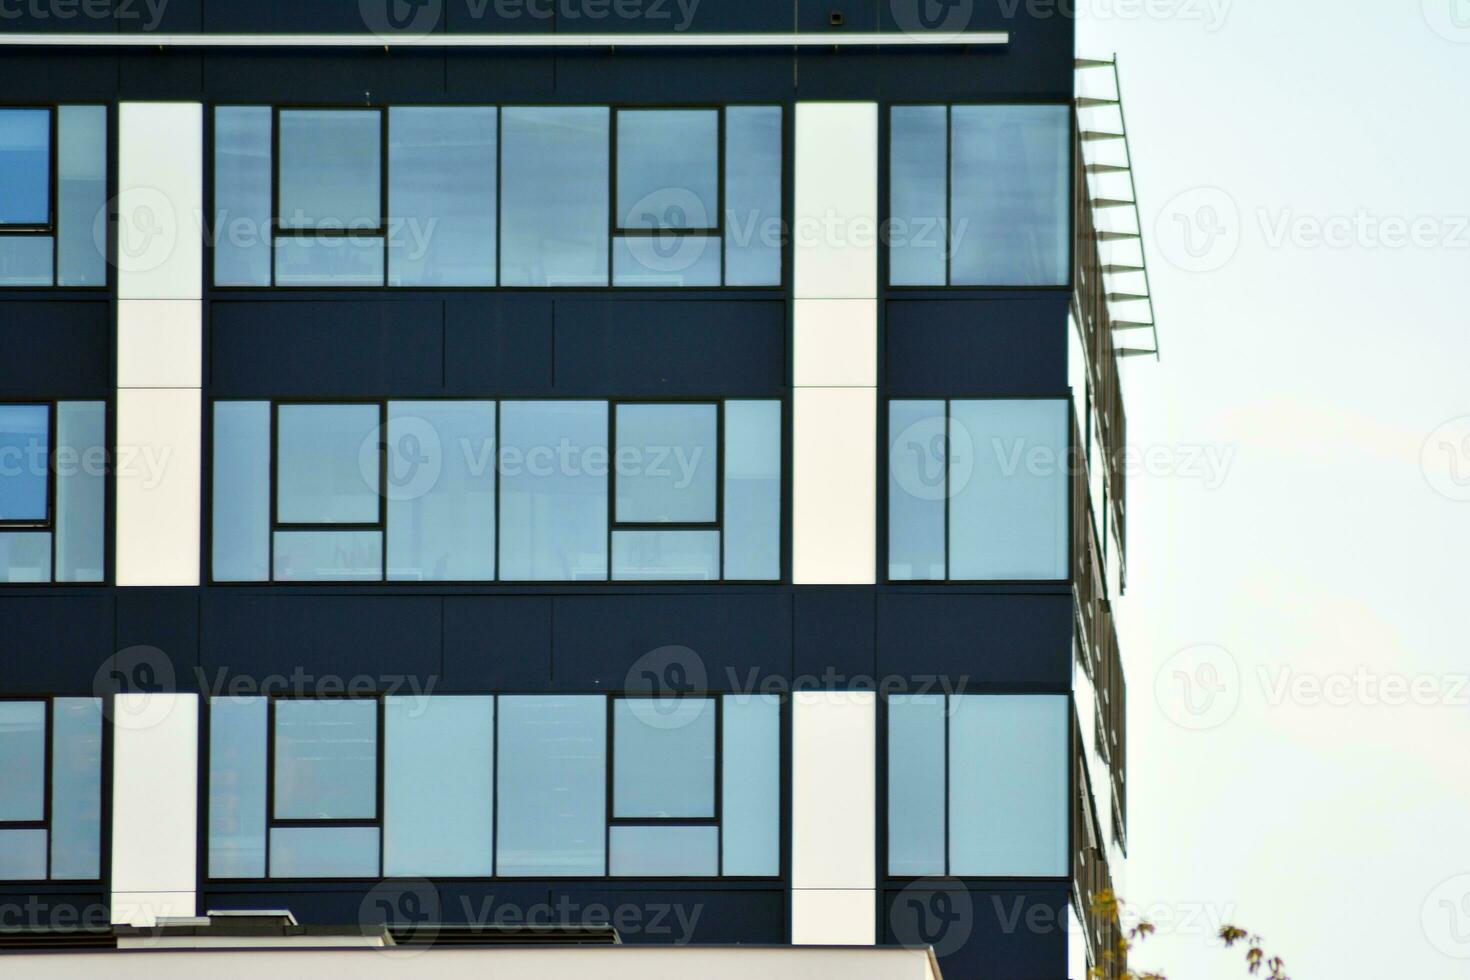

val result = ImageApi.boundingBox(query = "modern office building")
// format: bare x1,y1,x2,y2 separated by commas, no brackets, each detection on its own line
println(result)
0,6,1154,977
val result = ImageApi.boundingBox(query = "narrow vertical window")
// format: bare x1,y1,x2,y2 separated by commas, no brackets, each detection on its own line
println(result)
500,107,610,287
388,107,498,287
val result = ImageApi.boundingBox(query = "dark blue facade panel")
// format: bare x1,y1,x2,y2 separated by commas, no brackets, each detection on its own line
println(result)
0,890,110,932
875,593,1072,691
885,297,1069,398
115,590,203,690
0,303,111,399
792,589,876,685
443,596,554,691
445,296,555,394
198,595,442,693
199,52,451,102
205,883,787,944
882,884,1069,980
0,596,115,694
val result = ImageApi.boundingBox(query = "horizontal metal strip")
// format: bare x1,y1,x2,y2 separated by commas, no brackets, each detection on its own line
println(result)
0,30,1008,48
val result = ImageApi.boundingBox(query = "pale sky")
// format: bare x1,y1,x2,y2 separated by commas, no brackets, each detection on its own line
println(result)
1080,2,1470,976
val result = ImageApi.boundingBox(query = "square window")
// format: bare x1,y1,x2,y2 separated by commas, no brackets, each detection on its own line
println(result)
615,403,717,524
0,110,50,226
275,404,380,525
0,405,49,524
277,110,381,230
613,698,715,819
616,110,719,231
273,700,378,821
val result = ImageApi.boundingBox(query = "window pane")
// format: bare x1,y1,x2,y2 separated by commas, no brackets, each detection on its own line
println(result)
386,402,495,582
0,109,49,225
0,532,50,583
57,106,106,287
887,400,947,581
273,530,384,581
722,400,780,580
213,402,271,582
612,234,721,287
500,107,609,287
50,698,102,880
55,401,105,583
209,697,267,880
721,694,780,876
887,695,946,876
274,236,385,286
0,404,48,522
613,698,714,819
616,109,718,231
498,401,608,581
388,107,497,287
0,701,45,822
948,400,1068,580
0,237,53,286
611,530,720,581
384,696,494,877
278,109,381,229
276,404,380,525
949,695,1068,877
889,106,948,286
274,699,378,820
615,403,716,523
0,829,47,881
214,106,272,287
270,826,380,878
724,106,782,286
610,825,718,877
950,105,1070,286
496,696,605,876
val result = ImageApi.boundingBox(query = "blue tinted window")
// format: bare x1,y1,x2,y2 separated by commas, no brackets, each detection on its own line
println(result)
0,532,50,583
610,825,718,877
386,402,496,582
948,695,1067,876
612,233,722,287
213,402,271,582
612,529,720,581
724,106,782,286
615,403,717,524
273,529,384,581
887,695,946,876
889,106,948,287
274,236,385,286
0,701,45,822
384,696,494,877
278,110,381,230
56,107,105,287
887,401,947,581
0,404,48,523
276,404,380,525
613,698,715,819
49,698,101,881
720,694,780,875
500,107,609,287
389,107,497,287
209,697,268,880
0,110,49,225
950,105,1070,286
496,696,605,876
949,400,1068,580
498,401,608,581
617,110,718,231
270,826,380,878
54,402,104,583
722,400,780,580
214,107,273,287
0,829,47,881
273,699,378,821
0,237,53,287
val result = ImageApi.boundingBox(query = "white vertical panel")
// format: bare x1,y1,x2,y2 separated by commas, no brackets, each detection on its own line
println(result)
794,103,878,300
116,389,201,586
792,691,875,945
111,694,198,926
117,300,203,388
793,388,876,585
793,102,878,585
117,103,203,301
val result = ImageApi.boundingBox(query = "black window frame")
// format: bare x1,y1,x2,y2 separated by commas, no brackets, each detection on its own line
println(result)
0,105,59,284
